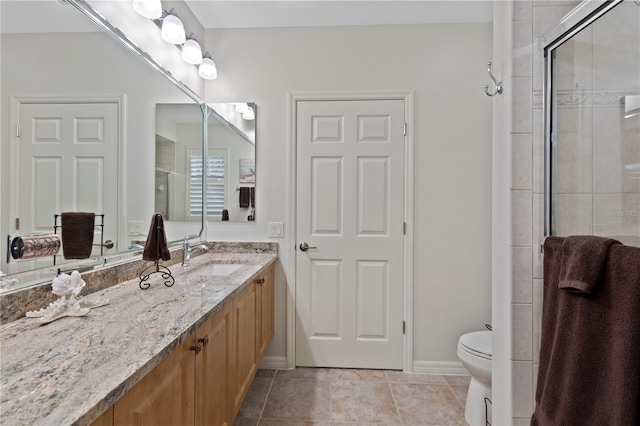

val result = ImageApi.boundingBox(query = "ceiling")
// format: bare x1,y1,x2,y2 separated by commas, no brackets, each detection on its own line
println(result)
184,1,494,29
0,1,493,35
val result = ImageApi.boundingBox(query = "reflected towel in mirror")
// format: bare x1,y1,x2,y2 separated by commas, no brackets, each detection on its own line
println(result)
239,187,250,208
61,212,95,259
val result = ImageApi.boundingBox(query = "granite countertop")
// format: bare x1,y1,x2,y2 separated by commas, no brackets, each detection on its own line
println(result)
0,251,277,426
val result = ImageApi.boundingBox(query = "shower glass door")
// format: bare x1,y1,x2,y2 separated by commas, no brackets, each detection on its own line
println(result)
545,0,640,247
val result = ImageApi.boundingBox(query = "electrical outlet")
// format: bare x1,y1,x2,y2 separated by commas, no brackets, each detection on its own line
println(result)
268,222,284,238
129,221,143,235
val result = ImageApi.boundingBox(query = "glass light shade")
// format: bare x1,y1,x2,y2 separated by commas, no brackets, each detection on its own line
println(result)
242,107,255,120
182,39,203,64
132,0,162,19
199,56,218,80
161,14,186,45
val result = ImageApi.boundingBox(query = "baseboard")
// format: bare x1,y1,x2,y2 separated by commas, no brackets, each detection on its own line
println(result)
259,357,467,375
259,355,288,370
412,360,469,376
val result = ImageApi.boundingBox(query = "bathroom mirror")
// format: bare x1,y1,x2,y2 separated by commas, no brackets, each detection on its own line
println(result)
0,0,206,289
156,103,256,224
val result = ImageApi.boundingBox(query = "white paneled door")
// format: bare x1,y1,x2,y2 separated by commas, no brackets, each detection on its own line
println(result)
15,102,119,259
295,99,405,369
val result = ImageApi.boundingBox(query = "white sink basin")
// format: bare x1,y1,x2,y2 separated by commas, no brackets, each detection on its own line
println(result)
192,263,244,276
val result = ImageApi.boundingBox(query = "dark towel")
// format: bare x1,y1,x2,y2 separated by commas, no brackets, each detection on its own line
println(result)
61,212,95,259
250,187,255,208
142,213,171,261
532,236,640,426
558,235,621,293
239,187,250,208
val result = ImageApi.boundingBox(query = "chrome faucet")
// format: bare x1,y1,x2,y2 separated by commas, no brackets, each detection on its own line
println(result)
182,238,209,267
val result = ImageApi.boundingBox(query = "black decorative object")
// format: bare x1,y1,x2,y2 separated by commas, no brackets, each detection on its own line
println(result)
138,213,174,290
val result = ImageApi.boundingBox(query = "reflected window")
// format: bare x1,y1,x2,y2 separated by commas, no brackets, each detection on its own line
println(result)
189,149,226,218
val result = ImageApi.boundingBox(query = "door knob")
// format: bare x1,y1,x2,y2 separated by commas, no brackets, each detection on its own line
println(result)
299,242,317,252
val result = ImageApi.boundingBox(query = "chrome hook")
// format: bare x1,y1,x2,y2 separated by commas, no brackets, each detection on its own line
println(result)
484,62,503,96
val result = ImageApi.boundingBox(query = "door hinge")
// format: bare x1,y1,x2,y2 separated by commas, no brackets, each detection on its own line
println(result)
403,221,406,235
15,218,20,230
402,321,406,334
403,123,407,136
16,125,21,138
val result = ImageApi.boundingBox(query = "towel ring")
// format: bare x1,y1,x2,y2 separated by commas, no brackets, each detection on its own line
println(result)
484,62,503,96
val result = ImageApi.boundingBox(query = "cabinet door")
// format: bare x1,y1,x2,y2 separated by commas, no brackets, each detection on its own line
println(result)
114,335,196,426
257,265,275,358
90,406,113,426
196,303,232,426
231,283,258,416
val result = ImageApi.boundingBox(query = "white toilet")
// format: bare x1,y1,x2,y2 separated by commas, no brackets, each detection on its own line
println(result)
457,331,492,426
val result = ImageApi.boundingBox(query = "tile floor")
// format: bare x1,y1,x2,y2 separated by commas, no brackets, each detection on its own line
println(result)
233,368,471,425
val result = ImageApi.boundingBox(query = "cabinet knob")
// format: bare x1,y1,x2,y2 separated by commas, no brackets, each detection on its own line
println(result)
190,341,203,355
256,278,265,285
198,336,209,347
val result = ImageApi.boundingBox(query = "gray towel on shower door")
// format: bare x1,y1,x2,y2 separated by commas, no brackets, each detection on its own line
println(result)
557,235,621,294
532,237,640,426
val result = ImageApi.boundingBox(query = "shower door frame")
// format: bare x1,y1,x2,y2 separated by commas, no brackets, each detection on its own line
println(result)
542,0,626,238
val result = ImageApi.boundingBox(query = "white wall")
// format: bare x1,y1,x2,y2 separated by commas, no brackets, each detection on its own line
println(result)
86,0,204,98
202,23,493,366
491,1,513,423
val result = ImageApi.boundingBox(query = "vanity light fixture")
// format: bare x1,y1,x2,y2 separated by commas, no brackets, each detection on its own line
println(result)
182,34,203,65
199,52,218,80
234,103,254,120
132,0,162,19
161,9,186,45
132,2,216,80
242,106,255,120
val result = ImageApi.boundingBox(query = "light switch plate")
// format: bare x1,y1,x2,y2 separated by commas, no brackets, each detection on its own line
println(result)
268,222,284,238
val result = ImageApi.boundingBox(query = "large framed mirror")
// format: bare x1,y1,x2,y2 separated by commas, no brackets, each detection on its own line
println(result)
0,0,207,291
155,102,256,229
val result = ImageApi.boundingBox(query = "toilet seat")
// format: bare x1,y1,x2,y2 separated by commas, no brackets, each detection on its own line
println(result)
459,331,492,360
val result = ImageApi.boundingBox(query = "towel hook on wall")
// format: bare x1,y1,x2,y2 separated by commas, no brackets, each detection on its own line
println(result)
484,62,503,96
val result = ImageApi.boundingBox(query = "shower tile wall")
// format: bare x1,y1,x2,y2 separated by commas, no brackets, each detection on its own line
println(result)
510,1,579,424
511,1,640,424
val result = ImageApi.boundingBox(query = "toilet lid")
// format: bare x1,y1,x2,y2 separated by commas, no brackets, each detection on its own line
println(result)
459,331,492,358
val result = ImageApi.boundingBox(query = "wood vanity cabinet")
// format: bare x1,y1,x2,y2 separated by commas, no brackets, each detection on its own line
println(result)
111,303,232,426
113,331,197,425
257,265,275,358
196,302,233,426
100,263,274,426
90,406,113,426
231,265,275,417
231,281,258,417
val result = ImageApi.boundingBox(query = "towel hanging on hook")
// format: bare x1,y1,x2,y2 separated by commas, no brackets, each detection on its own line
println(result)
484,62,503,96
